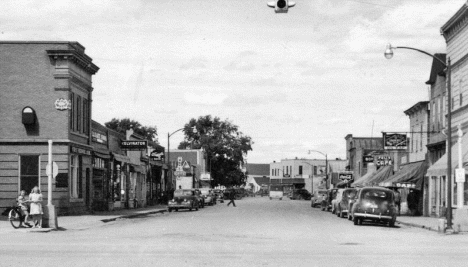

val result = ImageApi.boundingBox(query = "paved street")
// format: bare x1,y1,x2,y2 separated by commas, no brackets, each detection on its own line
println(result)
2,197,468,267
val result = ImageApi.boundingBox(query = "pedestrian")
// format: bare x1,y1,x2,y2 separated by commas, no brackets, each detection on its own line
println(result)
393,188,401,216
227,189,236,207
29,186,43,228
17,190,31,227
407,189,419,216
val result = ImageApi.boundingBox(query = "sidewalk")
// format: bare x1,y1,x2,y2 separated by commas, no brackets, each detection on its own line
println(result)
396,216,442,232
0,205,167,233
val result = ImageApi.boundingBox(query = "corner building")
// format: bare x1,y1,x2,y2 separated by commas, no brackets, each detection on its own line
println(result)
0,41,99,215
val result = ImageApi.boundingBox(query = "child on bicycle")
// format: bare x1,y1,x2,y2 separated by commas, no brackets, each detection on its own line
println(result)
17,190,31,227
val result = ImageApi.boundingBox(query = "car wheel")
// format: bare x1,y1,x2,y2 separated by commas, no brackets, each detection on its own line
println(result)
348,214,352,221
340,210,345,218
353,217,359,225
168,208,172,212
358,218,363,225
175,208,179,212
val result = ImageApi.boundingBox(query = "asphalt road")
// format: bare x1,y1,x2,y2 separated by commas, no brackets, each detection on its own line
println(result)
2,197,468,267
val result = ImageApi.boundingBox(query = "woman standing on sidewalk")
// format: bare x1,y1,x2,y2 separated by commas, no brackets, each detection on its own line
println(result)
29,186,43,228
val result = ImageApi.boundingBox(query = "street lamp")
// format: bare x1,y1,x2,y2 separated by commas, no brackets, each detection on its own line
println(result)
308,150,328,189
384,43,453,234
167,126,196,191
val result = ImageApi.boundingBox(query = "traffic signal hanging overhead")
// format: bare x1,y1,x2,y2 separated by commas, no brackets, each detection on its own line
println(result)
267,0,296,13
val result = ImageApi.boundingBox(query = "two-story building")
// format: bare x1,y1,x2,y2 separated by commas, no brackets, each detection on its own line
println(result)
0,41,99,215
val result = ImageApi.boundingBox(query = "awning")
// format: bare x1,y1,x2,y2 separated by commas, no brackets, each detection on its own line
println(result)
112,153,131,163
352,170,377,188
93,151,110,159
426,133,468,176
365,165,394,186
379,161,428,190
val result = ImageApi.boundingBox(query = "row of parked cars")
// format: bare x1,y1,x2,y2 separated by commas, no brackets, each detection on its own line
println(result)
167,188,225,212
311,186,398,227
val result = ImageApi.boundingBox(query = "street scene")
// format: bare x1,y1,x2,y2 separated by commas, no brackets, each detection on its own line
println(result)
2,0,468,266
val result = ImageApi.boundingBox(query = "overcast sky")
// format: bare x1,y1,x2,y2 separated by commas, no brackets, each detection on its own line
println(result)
2,0,464,163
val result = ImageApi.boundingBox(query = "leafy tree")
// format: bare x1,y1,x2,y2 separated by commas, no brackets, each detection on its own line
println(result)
105,118,158,142
178,115,253,186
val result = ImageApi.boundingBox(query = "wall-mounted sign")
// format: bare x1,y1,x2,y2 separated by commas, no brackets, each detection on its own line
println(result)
150,150,164,161
71,146,92,156
383,133,408,150
376,156,392,166
395,182,416,188
338,172,354,182
121,140,147,150
92,131,108,144
200,173,211,181
55,98,71,111
363,156,374,163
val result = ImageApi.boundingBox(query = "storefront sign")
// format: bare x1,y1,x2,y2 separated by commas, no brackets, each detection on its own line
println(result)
363,156,374,163
395,182,416,188
383,133,408,150
200,173,211,181
121,140,148,150
338,172,353,182
92,131,108,144
71,146,92,155
376,156,392,166
55,98,71,110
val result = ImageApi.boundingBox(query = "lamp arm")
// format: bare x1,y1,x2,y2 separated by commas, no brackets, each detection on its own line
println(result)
395,46,447,67
169,128,185,137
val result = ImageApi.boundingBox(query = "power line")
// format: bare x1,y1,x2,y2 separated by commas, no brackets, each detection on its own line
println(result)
346,0,394,8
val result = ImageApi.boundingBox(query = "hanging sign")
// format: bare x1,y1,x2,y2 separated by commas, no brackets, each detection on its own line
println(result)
121,140,147,150
383,133,408,150
338,172,354,183
363,156,374,163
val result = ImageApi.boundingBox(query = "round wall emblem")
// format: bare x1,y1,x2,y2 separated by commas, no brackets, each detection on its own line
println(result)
55,98,71,110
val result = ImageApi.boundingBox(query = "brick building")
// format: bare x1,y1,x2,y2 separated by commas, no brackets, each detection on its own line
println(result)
0,41,99,214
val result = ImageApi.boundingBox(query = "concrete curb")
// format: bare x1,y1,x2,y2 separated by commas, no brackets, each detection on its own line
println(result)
100,208,167,223
396,220,438,232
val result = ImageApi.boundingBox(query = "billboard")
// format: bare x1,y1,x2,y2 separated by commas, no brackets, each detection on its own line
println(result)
383,133,408,150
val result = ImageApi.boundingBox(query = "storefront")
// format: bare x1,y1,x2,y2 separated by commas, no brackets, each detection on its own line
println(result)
111,152,130,210
379,161,428,215
92,151,110,211
426,133,468,217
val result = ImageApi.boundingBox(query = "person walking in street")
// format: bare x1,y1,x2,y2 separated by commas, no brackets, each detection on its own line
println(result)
17,190,31,227
29,186,43,228
227,189,236,207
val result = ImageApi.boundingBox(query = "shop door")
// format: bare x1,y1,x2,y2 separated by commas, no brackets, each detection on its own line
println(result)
85,168,91,207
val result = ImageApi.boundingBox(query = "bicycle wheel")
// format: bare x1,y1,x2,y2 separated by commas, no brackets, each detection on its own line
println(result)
9,209,23,229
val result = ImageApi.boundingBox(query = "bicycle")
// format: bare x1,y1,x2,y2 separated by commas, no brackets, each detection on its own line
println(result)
2,206,33,229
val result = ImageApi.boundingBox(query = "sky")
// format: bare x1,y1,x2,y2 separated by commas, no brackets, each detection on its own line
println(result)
1,0,465,163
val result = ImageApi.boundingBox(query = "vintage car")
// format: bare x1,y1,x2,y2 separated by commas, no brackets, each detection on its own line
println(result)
321,188,339,211
350,187,397,227
199,188,216,206
289,189,312,200
335,188,358,218
168,189,200,212
194,189,205,208
213,189,224,203
223,188,244,200
269,185,284,200
311,189,328,208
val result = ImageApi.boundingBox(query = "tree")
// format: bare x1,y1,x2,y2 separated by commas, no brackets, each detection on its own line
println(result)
178,115,253,187
105,118,158,142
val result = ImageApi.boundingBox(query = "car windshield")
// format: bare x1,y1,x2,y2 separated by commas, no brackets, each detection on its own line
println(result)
174,190,193,196
362,189,392,201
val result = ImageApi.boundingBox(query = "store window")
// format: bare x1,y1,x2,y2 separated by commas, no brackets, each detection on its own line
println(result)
20,155,39,194
70,155,83,199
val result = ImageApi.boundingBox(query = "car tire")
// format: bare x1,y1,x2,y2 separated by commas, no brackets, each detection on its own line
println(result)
175,208,178,212
340,210,344,218
348,214,352,221
353,216,359,225
168,208,172,212
358,218,363,225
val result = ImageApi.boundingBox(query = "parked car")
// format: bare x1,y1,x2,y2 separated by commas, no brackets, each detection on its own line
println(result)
331,189,345,214
257,188,269,197
213,189,224,203
168,189,200,212
289,189,312,200
199,188,216,206
335,188,358,218
321,188,339,211
350,187,397,227
311,189,328,208
194,189,205,208
245,189,255,197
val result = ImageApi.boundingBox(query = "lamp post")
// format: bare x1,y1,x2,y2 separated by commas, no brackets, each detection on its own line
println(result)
167,126,197,191
308,150,328,189
384,43,453,233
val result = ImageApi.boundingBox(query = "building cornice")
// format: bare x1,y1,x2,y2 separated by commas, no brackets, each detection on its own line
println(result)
47,49,99,75
441,3,468,42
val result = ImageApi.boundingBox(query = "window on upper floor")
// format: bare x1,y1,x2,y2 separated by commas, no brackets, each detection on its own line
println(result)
76,96,81,132
299,166,303,175
460,93,463,107
83,99,88,135
70,92,75,131
420,124,423,151
442,95,446,128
